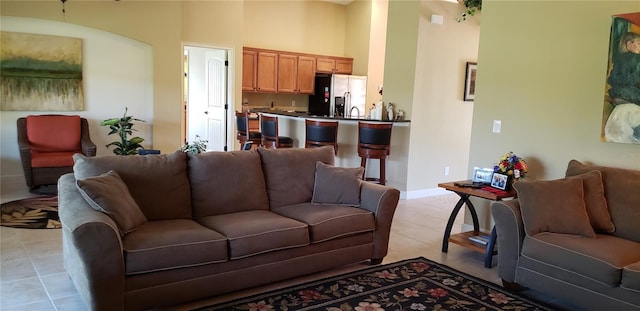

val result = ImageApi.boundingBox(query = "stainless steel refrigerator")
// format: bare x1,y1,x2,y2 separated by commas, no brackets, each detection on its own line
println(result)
308,74,367,118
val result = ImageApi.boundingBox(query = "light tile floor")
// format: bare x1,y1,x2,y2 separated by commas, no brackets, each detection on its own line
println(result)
1,185,512,311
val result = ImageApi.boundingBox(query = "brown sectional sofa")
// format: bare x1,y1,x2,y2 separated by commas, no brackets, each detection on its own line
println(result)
492,160,640,310
58,146,400,311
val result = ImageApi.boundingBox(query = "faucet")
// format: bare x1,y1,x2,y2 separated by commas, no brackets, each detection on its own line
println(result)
349,106,360,119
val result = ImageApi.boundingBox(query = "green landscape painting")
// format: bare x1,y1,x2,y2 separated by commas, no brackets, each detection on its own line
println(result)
1,32,84,111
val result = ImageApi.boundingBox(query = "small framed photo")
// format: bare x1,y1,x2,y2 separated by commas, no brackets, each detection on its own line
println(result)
464,62,477,101
472,167,494,184
491,172,509,190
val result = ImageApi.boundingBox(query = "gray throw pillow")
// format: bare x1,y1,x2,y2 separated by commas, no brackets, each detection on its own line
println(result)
76,170,147,236
311,161,364,206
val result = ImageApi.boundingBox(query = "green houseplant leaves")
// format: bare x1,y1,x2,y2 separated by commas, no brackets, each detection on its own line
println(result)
101,108,145,155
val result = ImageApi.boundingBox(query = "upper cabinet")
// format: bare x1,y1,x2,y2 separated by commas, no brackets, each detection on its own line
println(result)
316,57,353,74
278,54,316,94
243,47,353,94
242,48,278,93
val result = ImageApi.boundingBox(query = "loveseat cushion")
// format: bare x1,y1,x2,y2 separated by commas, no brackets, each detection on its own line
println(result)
514,177,596,238
73,151,191,220
258,146,335,209
188,150,269,218
273,203,374,243
622,261,640,291
311,162,364,207
122,219,228,275
564,170,615,233
521,232,640,286
197,210,309,259
76,170,147,236
566,160,640,242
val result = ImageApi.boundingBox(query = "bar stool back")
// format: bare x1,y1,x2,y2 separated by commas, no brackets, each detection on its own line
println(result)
235,111,261,149
358,122,393,185
260,114,293,148
305,119,338,155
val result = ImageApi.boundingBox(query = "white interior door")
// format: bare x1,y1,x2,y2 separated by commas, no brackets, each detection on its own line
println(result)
186,46,228,151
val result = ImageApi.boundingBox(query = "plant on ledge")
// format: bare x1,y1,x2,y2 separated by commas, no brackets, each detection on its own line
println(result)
457,0,482,22
101,108,145,155
180,135,208,154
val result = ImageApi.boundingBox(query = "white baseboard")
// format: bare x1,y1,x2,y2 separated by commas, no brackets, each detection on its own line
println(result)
400,187,450,200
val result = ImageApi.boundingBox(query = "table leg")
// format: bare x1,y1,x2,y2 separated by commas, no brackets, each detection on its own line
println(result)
484,226,497,268
442,192,480,252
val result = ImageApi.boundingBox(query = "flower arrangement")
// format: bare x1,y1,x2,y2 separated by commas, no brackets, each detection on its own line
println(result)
494,152,527,179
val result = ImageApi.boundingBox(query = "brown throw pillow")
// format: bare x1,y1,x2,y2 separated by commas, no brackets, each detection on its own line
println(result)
514,177,596,238
311,161,364,206
565,170,614,233
76,170,147,236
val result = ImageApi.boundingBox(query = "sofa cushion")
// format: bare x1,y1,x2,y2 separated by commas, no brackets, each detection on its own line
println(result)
311,162,364,207
122,219,228,275
76,170,147,236
522,232,640,287
188,150,269,218
622,261,640,291
258,146,335,209
566,160,640,242
565,170,615,233
514,177,596,238
73,151,191,220
197,210,309,259
273,202,374,243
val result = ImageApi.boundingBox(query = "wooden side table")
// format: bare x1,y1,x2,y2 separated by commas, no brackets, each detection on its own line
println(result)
438,181,517,268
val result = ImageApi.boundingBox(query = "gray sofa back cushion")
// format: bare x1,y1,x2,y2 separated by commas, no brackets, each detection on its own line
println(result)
566,160,640,242
258,146,335,209
188,150,269,218
73,151,191,220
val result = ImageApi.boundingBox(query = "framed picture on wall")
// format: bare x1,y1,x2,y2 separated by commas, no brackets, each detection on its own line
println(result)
464,62,477,101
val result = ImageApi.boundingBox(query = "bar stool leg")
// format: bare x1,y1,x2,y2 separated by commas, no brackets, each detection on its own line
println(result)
360,157,367,169
380,158,386,185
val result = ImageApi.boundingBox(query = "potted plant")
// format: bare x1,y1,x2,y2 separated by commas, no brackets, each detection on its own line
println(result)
180,135,208,154
101,108,145,155
457,0,482,22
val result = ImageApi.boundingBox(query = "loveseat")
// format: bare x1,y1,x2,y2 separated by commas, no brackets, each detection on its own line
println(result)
492,160,640,310
58,146,400,311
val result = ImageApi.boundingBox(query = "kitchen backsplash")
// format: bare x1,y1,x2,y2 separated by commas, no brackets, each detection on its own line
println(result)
242,92,309,111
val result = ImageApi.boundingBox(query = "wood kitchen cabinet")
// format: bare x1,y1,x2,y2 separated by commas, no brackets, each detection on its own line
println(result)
243,48,278,93
316,57,353,74
278,54,315,94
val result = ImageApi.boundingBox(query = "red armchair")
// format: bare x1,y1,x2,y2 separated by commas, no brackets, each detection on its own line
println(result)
17,115,96,192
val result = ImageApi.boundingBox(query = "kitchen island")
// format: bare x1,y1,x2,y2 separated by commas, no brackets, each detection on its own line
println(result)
248,109,410,186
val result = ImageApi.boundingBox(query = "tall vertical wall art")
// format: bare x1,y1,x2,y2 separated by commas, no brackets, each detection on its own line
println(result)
1,32,84,111
602,13,640,144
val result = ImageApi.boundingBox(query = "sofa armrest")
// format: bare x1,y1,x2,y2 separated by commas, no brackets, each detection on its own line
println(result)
359,182,400,262
58,173,125,311
491,199,525,283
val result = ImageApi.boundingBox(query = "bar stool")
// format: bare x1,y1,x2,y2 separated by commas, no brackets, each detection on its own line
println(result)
357,122,392,185
260,114,293,149
305,119,338,155
235,111,261,149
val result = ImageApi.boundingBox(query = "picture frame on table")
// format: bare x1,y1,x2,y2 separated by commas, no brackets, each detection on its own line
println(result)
472,167,494,184
464,62,477,101
490,172,509,190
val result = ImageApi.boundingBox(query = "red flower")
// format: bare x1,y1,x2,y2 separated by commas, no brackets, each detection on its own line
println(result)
411,262,430,272
427,288,449,298
299,290,323,301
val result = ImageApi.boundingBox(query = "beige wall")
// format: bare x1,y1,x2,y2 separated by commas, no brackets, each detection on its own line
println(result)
405,1,480,196
345,0,372,76
468,0,640,231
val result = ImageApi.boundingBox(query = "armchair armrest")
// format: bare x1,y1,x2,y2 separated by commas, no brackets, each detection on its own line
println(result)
58,173,125,310
491,199,525,283
79,118,97,156
359,182,400,262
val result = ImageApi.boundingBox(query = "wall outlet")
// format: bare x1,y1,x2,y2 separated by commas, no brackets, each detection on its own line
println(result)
291,100,296,107
444,166,450,176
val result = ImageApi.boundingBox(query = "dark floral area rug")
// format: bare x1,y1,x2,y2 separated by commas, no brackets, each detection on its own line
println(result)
0,196,60,229
195,257,558,311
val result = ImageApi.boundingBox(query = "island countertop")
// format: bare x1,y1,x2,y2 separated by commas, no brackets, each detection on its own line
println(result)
250,108,411,125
